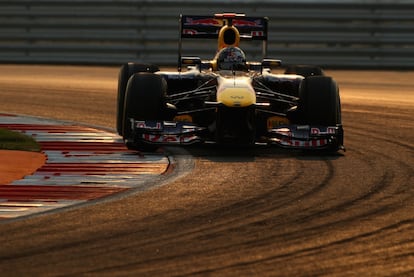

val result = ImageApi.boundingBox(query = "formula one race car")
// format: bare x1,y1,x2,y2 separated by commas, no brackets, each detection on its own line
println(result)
116,13,344,151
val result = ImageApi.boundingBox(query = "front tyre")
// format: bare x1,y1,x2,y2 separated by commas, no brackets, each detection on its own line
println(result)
298,76,343,150
116,63,159,135
122,73,167,149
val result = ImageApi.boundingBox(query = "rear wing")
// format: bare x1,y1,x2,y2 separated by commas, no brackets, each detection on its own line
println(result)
180,14,268,40
178,13,269,69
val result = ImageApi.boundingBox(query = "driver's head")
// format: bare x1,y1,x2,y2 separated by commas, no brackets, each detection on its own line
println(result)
216,46,247,71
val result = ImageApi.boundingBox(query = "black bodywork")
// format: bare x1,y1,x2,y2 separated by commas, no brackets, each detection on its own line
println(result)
117,14,344,151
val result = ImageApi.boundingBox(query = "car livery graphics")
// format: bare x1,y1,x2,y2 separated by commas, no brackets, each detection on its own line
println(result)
116,13,344,152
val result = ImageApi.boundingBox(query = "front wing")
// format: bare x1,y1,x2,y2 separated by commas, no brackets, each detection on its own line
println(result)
267,124,344,150
127,119,344,151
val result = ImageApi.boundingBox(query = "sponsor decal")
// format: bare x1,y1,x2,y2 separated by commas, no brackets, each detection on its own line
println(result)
327,127,337,134
278,138,328,148
135,121,162,130
144,134,178,143
233,19,263,27
183,29,198,35
143,134,199,144
251,31,264,37
185,17,222,26
310,127,337,135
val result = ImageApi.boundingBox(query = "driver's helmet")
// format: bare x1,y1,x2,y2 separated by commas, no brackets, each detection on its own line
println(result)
216,46,247,71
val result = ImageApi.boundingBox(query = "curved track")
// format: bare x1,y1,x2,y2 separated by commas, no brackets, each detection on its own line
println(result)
0,65,413,276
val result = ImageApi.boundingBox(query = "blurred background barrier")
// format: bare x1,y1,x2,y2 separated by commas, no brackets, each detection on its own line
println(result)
1,0,413,68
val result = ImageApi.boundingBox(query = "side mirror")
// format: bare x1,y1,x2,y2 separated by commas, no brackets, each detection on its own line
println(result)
247,62,262,72
180,56,202,71
261,59,282,73
181,56,201,66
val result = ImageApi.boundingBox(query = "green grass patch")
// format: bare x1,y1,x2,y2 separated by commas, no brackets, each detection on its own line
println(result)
0,128,41,152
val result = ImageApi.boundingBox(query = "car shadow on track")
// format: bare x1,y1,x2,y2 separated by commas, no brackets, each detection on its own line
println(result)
164,144,344,163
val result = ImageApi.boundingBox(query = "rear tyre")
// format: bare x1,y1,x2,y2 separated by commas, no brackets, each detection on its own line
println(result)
298,76,343,150
116,63,159,135
285,65,324,77
122,73,167,150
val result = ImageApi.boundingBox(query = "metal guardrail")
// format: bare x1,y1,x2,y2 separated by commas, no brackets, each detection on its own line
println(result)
0,0,413,68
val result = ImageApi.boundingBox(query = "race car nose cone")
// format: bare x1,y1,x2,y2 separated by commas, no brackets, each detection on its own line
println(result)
217,77,256,107
218,87,256,107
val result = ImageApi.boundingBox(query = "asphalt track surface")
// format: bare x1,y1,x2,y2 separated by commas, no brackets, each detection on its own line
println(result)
0,65,413,276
